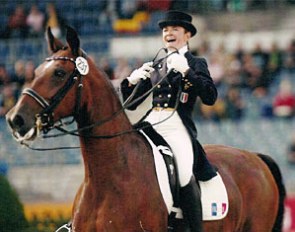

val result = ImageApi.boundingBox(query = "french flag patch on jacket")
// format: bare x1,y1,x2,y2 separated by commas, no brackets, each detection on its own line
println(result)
180,92,189,103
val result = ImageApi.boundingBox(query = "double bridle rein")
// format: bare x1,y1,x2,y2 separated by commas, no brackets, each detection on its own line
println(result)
21,48,180,150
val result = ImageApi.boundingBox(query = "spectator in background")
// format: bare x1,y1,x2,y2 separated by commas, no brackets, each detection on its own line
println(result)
4,5,28,38
266,42,283,78
113,57,132,80
97,0,118,30
10,60,26,88
227,0,247,11
251,42,268,71
199,98,226,122
272,79,295,118
208,52,225,87
250,42,270,90
23,60,35,88
26,4,45,38
113,58,131,99
287,133,295,165
0,64,11,87
234,41,245,64
242,53,263,91
144,0,172,11
0,85,17,117
284,39,295,73
224,86,245,120
224,53,243,88
99,57,114,80
196,41,211,61
117,0,138,19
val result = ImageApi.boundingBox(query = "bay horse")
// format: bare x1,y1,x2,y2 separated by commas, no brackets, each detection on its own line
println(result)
6,26,285,232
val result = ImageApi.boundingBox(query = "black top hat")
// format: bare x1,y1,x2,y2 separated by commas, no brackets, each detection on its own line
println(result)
158,10,197,37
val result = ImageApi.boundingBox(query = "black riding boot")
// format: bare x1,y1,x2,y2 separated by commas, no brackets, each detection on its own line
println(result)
180,176,203,232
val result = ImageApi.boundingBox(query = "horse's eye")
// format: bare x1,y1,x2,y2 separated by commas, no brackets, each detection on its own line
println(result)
54,69,66,78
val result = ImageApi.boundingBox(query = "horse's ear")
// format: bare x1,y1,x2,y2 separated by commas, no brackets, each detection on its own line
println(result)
66,26,80,57
46,27,64,53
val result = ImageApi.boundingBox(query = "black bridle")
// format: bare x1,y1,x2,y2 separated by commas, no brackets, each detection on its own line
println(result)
21,48,180,150
22,56,83,134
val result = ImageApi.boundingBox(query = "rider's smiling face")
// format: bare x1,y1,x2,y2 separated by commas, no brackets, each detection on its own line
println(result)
162,25,191,51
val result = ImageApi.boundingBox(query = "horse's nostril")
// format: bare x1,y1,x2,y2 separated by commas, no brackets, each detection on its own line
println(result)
12,115,25,129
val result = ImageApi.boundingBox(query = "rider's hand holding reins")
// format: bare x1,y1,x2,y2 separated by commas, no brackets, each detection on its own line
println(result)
167,53,189,77
127,62,155,85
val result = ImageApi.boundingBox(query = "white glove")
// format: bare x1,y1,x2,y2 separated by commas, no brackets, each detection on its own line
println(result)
127,62,154,85
167,53,189,77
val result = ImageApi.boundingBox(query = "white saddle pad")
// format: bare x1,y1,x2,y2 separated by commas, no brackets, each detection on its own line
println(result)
199,173,229,220
141,131,229,221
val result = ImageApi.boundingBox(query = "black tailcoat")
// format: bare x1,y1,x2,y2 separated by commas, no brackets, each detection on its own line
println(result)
121,51,217,180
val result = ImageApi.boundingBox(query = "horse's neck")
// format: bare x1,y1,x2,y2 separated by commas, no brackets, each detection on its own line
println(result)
80,69,132,133
78,72,135,181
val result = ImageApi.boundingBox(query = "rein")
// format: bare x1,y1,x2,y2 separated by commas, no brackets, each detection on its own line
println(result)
22,56,83,134
22,48,181,150
44,48,179,138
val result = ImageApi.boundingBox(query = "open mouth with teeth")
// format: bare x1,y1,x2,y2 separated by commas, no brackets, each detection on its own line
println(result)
167,39,176,43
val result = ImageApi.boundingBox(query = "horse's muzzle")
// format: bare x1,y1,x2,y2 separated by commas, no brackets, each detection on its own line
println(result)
6,108,39,142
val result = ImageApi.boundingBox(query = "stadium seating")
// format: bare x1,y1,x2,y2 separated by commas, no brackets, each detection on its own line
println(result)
1,0,295,200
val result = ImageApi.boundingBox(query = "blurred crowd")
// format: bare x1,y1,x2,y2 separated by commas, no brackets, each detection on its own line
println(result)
1,0,295,40
0,0,181,39
1,37,295,121
194,39,295,121
96,38,295,122
0,3,66,39
0,59,35,117
0,1,295,122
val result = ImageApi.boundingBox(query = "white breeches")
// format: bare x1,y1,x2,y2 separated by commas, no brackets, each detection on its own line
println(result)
146,110,194,187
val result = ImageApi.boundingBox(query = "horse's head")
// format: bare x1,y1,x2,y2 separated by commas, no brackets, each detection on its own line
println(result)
6,26,91,142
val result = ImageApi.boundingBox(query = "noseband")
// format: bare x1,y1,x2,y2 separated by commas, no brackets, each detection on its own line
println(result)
22,56,85,133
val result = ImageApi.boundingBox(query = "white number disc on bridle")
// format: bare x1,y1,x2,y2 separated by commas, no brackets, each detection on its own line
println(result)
76,56,89,75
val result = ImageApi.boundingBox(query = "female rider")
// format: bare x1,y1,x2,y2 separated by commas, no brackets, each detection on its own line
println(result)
121,10,218,232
